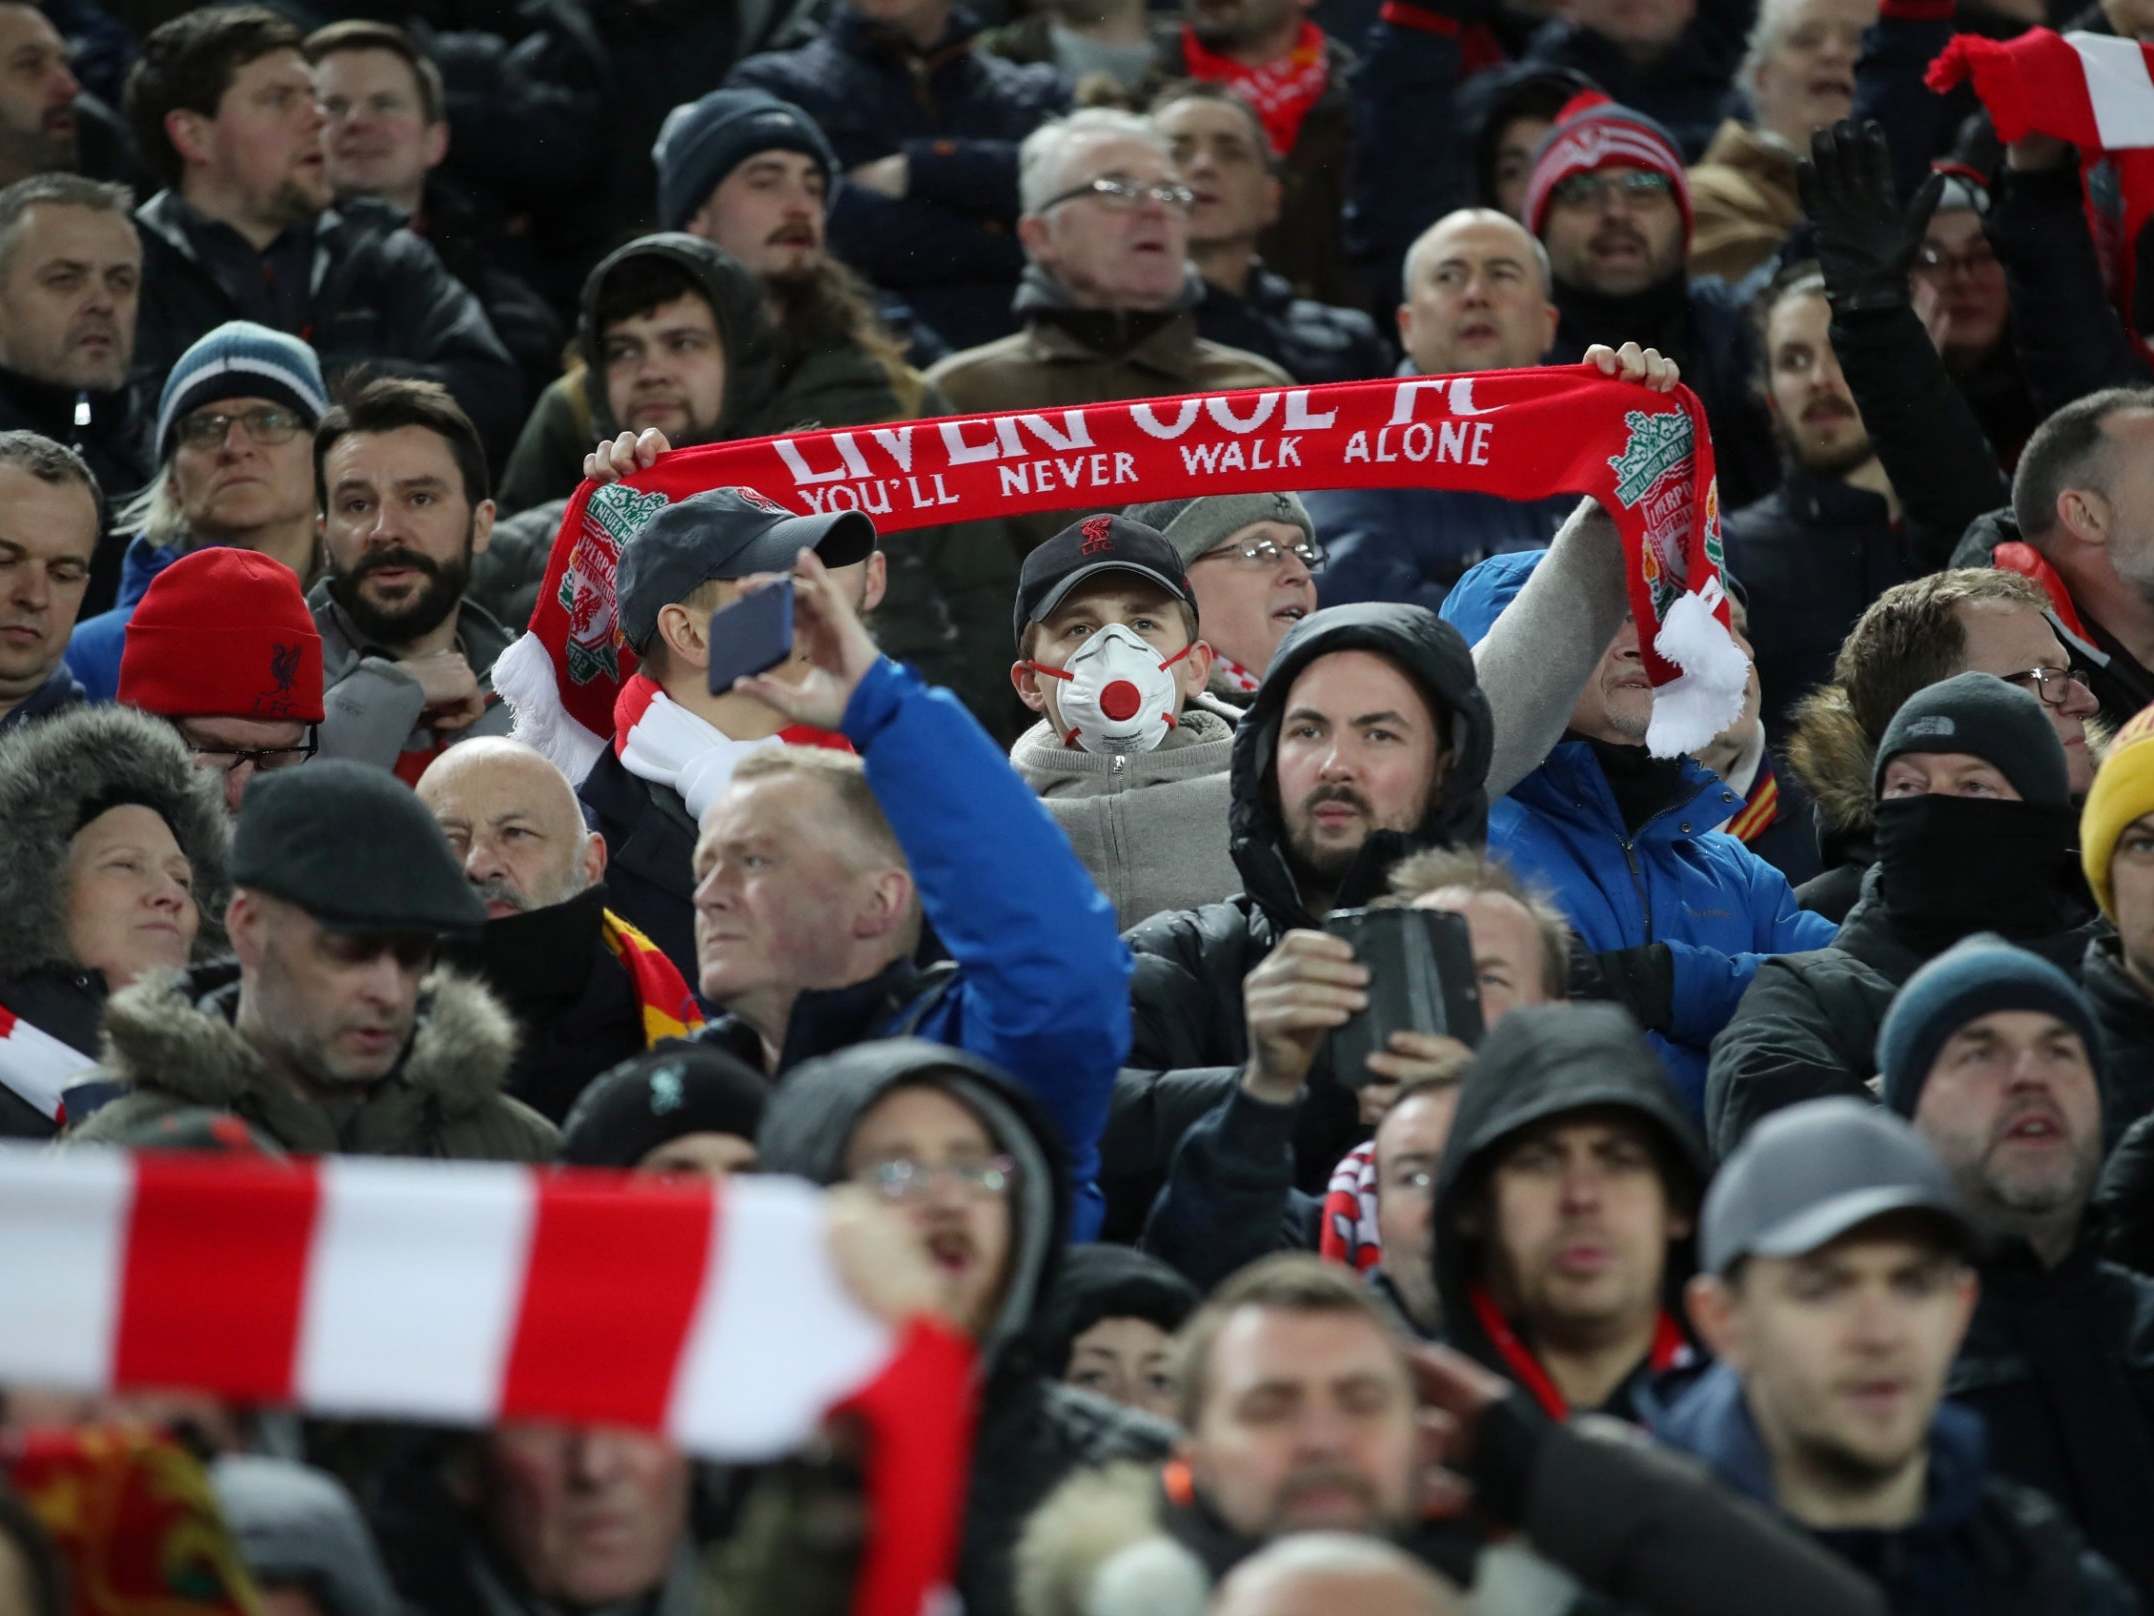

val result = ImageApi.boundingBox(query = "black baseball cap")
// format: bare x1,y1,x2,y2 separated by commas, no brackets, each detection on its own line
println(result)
231,760,487,936
616,486,877,653
1701,1098,1974,1276
1012,514,1199,649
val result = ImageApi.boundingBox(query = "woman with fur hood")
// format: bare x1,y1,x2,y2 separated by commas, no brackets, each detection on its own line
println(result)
0,706,231,1138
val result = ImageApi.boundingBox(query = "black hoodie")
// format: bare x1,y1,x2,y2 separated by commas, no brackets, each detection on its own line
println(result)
1101,604,1496,1238
757,1039,1170,1616
1431,1003,1708,1423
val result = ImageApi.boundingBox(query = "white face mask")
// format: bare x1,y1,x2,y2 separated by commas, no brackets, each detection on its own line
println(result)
1031,621,1192,754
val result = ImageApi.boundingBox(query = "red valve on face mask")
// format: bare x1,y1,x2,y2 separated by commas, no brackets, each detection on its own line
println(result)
1027,623,1188,755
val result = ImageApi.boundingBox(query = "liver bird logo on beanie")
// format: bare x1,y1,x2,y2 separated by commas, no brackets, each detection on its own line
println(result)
269,643,300,699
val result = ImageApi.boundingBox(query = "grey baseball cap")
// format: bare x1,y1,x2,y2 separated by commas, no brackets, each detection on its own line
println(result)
615,486,876,653
1701,1098,1974,1276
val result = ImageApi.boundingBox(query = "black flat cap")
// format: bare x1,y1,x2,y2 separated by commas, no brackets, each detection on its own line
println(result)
231,761,487,935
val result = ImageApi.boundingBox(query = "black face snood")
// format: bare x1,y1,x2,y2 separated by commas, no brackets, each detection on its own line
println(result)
1873,794,2079,939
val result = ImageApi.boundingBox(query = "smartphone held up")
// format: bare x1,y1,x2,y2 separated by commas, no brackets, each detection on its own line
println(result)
1320,906,1485,1088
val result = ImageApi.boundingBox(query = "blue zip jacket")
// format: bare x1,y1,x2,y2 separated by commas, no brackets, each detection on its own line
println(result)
1441,551,1835,1113
64,533,184,702
841,655,1130,1236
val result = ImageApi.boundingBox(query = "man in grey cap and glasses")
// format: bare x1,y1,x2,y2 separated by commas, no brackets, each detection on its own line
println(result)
1654,1098,2134,1615
65,759,557,1161
577,485,881,975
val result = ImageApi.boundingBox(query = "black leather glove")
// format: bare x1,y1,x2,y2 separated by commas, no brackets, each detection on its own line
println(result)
1797,119,1946,313
1580,943,1677,1033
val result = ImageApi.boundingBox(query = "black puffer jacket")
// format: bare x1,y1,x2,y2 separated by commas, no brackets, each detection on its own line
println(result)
1431,1003,1708,1420
1948,1236,2154,1604
2083,936,2154,1147
1706,863,2103,1155
757,1040,1172,1616
1101,603,1495,1238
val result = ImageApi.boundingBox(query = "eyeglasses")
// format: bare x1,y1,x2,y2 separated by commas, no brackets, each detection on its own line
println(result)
1193,536,1325,571
1912,242,1999,280
1549,170,1675,210
175,405,309,450
2002,666,2093,708
1037,175,1197,215
857,1155,1017,1203
185,726,318,775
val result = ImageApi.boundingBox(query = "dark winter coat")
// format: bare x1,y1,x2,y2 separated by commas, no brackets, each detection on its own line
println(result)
412,171,565,415
727,6,1071,352
0,363,152,616
1783,686,1880,924
2084,935,2154,1147
0,706,231,1135
435,885,655,1126
130,191,523,466
1193,266,1391,387
1432,1003,1709,1421
1991,160,2150,422
756,1040,1174,1616
1103,602,1496,1239
1655,1362,2137,1616
1948,1236,2154,1603
575,746,698,980
0,663,82,732
1704,864,2103,1155
64,962,559,1162
2098,1111,2154,1277
1140,1083,1321,1291
1722,471,1922,735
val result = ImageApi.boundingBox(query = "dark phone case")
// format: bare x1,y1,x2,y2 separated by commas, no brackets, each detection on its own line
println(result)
706,577,796,695
1322,906,1487,1088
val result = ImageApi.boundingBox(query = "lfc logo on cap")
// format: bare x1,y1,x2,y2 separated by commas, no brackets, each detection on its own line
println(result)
1080,515,1114,556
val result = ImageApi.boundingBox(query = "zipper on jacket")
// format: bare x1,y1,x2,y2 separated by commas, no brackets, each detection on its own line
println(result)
1619,836,1652,934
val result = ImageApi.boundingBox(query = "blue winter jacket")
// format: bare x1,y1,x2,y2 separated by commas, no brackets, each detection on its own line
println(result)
841,655,1130,1236
64,533,184,702
1440,551,1835,1114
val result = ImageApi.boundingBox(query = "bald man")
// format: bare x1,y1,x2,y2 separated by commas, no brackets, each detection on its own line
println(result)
417,739,703,1123
1304,208,1574,610
1211,1535,1466,1616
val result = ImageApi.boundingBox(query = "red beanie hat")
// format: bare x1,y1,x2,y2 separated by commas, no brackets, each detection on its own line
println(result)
1522,90,1694,246
119,548,325,724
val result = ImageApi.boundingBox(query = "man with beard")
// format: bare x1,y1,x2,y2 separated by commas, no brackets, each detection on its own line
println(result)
311,376,514,781
1876,937,2154,1601
0,5,80,188
1164,0,1356,306
1526,95,1777,509
417,738,702,1125
0,174,147,613
121,8,522,463
1724,266,1922,734
1441,550,1834,1115
65,320,327,702
1663,1098,2136,1615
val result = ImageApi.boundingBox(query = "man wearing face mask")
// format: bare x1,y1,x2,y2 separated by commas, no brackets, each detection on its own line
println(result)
1707,672,2104,1154
1009,512,1241,931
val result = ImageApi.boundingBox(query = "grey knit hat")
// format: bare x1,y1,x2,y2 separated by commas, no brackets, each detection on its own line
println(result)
1121,493,1316,568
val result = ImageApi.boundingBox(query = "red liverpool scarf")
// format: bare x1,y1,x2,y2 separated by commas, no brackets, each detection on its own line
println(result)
494,368,1744,765
0,1148,975,1616
1181,19,1331,157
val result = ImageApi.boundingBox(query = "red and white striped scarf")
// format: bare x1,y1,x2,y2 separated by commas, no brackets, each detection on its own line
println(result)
0,1148,973,1616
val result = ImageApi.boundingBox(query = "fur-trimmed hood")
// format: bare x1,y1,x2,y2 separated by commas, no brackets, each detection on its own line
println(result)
0,705,232,977
1015,1462,1194,1616
1783,684,1876,838
82,962,535,1156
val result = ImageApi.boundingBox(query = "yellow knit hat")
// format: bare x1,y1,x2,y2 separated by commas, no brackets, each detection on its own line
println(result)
2081,703,2154,918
